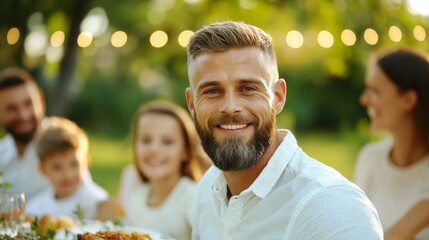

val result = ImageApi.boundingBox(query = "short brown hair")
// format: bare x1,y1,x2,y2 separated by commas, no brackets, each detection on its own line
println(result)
0,67,37,91
187,21,277,68
36,117,89,162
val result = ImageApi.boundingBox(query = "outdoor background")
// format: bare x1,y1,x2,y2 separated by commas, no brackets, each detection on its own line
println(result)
1,0,428,194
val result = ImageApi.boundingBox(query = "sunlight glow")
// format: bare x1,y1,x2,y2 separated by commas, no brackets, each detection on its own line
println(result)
317,30,334,48
388,26,402,42
111,31,128,47
286,30,304,49
341,29,356,46
178,30,194,47
150,30,168,48
7,28,20,45
407,0,429,16
81,7,109,37
364,28,378,45
24,27,48,57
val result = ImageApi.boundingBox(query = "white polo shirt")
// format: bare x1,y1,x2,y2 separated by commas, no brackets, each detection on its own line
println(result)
192,130,383,240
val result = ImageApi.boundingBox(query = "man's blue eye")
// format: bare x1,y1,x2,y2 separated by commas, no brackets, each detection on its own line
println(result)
206,89,219,94
242,87,255,92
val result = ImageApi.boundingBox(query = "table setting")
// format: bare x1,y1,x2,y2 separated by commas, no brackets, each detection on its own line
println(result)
0,191,165,240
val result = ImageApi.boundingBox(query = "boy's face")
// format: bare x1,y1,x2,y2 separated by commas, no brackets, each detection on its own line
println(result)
40,148,84,199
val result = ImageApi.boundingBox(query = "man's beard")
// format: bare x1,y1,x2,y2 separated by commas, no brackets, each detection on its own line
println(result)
195,109,276,171
4,120,37,145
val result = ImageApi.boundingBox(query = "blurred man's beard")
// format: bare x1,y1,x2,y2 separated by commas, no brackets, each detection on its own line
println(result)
5,120,37,145
195,110,276,171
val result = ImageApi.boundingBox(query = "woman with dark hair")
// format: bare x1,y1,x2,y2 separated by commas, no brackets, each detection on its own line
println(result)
355,48,429,240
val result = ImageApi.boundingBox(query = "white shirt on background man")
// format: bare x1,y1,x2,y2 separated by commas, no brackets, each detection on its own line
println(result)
0,134,50,199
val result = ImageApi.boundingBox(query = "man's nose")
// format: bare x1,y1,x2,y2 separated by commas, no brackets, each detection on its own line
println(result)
220,90,242,114
359,90,368,106
17,106,33,120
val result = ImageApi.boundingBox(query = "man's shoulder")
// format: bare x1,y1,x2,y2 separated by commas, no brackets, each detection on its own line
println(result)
0,134,18,167
0,133,13,148
287,148,351,189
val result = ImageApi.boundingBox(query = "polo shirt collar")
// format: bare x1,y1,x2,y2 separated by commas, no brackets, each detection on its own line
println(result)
249,130,297,198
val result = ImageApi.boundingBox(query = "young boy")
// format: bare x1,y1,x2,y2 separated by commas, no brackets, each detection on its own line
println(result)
26,117,108,220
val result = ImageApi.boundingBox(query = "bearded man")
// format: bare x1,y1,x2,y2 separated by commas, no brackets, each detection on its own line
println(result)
185,21,383,240
0,67,49,199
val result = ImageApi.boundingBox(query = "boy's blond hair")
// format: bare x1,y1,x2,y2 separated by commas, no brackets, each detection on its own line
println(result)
36,116,89,162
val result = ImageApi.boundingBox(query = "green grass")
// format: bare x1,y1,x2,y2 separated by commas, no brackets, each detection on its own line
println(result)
88,131,365,195
88,134,133,195
296,132,363,180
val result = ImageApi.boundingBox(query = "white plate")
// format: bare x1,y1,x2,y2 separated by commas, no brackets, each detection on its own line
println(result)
55,220,165,240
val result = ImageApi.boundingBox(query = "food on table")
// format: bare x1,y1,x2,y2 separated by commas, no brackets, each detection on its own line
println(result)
56,216,74,230
35,214,74,235
77,231,153,240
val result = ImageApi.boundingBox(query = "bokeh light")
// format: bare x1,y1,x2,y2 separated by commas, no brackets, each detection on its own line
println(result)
77,31,93,47
286,30,304,49
150,30,168,48
317,30,334,48
50,31,65,47
364,28,378,45
7,28,20,45
81,7,109,37
388,26,402,42
24,27,48,57
111,31,128,48
413,25,426,41
341,29,356,46
178,30,194,47
46,46,63,63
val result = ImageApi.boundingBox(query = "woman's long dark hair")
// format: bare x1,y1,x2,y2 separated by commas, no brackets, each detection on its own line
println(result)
376,48,429,146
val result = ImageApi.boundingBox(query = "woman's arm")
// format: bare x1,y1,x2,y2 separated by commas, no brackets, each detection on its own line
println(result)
384,199,429,240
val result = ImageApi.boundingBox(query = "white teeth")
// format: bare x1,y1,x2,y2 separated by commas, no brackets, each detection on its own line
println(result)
220,124,247,130
367,108,377,118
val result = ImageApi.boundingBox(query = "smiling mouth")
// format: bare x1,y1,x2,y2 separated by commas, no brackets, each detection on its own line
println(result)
219,124,248,130
367,108,377,118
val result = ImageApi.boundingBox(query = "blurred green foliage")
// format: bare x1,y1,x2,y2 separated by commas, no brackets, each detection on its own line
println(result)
1,0,428,135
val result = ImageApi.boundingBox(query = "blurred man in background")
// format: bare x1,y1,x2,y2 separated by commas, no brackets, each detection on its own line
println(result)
0,67,50,199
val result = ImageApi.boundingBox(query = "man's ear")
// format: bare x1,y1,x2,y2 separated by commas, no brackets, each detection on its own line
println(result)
38,88,46,114
274,78,287,114
185,87,195,118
